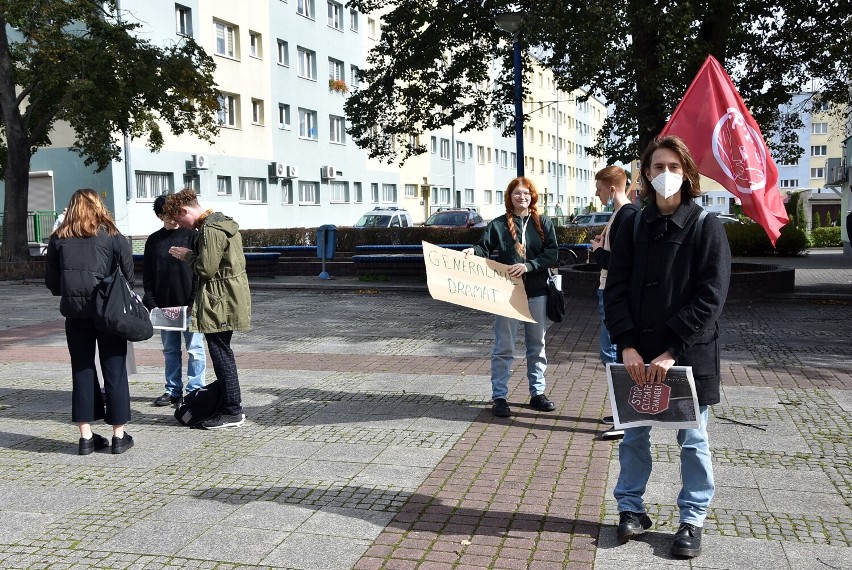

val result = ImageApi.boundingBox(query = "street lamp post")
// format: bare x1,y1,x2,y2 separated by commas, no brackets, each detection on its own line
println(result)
495,11,524,179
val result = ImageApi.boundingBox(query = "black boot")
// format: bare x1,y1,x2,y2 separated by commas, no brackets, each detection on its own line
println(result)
616,511,652,544
671,523,702,558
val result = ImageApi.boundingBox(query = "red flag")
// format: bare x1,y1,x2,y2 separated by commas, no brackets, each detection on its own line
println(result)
660,55,789,245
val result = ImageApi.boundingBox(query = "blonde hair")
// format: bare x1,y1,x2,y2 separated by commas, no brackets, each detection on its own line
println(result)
503,177,545,257
55,189,119,239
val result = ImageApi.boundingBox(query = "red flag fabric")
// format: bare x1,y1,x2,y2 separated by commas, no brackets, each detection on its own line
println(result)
659,55,789,245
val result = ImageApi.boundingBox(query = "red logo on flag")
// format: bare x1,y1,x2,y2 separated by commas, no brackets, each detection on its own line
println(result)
660,55,789,245
628,384,671,415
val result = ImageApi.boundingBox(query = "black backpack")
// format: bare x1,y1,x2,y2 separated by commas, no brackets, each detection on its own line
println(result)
174,380,224,427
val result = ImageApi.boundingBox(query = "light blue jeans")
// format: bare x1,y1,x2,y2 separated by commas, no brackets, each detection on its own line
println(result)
491,295,549,400
597,288,617,364
614,406,714,526
161,324,206,397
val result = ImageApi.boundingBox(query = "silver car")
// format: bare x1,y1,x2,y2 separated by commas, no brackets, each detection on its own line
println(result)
570,212,613,227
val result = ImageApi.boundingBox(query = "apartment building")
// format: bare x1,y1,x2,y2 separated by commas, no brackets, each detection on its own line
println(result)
15,1,606,236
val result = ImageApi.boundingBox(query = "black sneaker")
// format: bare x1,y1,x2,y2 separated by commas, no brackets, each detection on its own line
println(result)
529,394,556,412
492,398,511,417
154,393,181,407
78,433,110,455
671,523,702,558
112,433,134,454
617,511,653,544
202,413,246,430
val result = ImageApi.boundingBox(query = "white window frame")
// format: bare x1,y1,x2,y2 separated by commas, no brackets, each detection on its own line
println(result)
327,1,343,30
328,58,344,81
217,175,232,196
299,181,320,205
404,184,417,198
297,47,317,80
382,184,397,203
353,182,363,203
811,145,827,156
278,103,291,130
484,190,492,204
183,174,200,195
440,139,450,160
175,4,192,37
350,9,359,31
330,181,349,203
298,108,318,140
214,20,237,59
239,177,266,203
367,17,377,39
281,179,294,205
249,31,262,58
297,0,315,19
371,183,379,203
217,93,239,127
811,167,825,179
251,99,264,125
135,171,173,200
464,188,474,204
456,141,465,162
276,39,289,66
329,115,345,144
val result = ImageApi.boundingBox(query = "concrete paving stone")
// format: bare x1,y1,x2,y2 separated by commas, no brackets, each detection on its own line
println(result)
0,511,56,544
352,464,435,489
261,531,372,569
687,535,789,569
297,506,396,539
827,388,852,413
721,419,811,453
717,386,788,410
284,458,369,481
252,439,334,459
222,501,316,531
373,445,451,468
100,520,206,556
407,416,473,434
0,484,105,515
224,454,303,477
781,541,852,570
178,525,287,564
145,496,242,523
762,488,852,517
751,465,839,493
709,464,758,488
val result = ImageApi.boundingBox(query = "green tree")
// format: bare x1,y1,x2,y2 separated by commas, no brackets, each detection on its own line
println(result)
345,0,851,167
0,0,219,262
813,212,822,229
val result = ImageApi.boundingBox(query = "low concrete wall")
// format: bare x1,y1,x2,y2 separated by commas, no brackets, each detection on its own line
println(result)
0,259,45,281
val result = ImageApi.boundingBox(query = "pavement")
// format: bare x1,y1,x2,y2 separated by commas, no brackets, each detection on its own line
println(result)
0,249,850,570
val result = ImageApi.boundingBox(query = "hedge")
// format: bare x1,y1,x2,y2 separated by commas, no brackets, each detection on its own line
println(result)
810,226,842,248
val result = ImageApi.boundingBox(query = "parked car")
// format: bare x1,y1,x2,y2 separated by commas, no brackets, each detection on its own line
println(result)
717,215,742,225
425,209,486,228
354,207,413,228
570,212,613,227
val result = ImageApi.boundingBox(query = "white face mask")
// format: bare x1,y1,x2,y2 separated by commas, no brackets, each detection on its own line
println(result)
650,171,682,199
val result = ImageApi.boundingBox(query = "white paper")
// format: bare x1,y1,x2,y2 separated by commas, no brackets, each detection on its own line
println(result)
150,306,188,331
606,364,700,430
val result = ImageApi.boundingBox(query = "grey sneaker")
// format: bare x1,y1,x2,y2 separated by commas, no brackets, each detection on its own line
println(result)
202,413,246,430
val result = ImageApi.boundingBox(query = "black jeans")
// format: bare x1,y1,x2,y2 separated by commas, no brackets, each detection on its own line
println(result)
205,330,242,415
65,318,131,425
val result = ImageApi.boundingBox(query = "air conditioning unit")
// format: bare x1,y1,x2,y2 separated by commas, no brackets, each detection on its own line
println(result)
191,154,209,169
271,162,286,178
286,165,298,178
321,165,337,179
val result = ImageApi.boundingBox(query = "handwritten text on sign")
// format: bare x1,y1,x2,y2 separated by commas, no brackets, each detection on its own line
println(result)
422,241,535,322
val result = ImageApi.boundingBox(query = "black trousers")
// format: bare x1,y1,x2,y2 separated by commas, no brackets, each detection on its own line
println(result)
205,331,242,415
65,318,131,425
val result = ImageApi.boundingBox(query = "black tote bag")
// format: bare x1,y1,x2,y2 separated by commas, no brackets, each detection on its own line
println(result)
93,238,154,342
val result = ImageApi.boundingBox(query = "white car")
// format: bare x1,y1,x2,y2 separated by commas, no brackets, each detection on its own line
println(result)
354,207,413,228
570,212,613,227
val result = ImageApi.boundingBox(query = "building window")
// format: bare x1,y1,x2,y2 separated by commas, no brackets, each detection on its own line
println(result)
239,178,266,203
353,182,362,203
183,174,200,195
404,184,417,198
297,0,315,19
278,104,291,129
779,179,798,188
510,152,516,169
135,171,173,200
251,99,264,125
430,136,437,154
329,115,345,144
217,93,239,127
328,58,344,81
811,145,827,156
249,31,262,58
327,1,343,30
484,190,492,204
476,145,484,164
217,176,232,196
330,181,349,203
813,100,829,112
298,108,318,139
277,40,289,66
371,183,379,203
214,20,237,58
297,47,316,80
464,188,474,204
299,181,320,204
811,167,825,179
367,17,377,39
502,151,508,168
350,9,359,31
716,197,725,206
496,190,503,203
382,184,397,203
281,179,293,204
350,65,361,85
440,138,450,159
812,122,828,134
456,141,465,162
175,4,192,37
438,187,450,205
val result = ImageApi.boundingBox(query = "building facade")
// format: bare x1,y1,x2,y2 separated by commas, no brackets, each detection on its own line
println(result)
5,0,607,239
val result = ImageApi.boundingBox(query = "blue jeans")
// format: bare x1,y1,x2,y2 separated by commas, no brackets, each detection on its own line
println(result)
614,406,714,526
491,295,549,400
161,324,206,397
597,288,617,364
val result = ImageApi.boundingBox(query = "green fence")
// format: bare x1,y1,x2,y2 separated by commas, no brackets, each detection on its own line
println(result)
0,210,59,243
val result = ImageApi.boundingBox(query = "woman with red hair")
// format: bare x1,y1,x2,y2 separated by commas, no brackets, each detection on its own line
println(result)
463,177,559,417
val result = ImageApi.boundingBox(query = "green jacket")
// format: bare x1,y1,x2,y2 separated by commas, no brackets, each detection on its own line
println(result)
185,212,251,333
472,213,558,297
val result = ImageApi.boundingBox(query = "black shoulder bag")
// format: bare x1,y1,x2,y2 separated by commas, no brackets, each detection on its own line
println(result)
93,237,154,342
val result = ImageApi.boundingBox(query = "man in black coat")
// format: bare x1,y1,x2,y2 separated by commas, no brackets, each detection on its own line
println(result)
143,195,207,407
604,136,731,559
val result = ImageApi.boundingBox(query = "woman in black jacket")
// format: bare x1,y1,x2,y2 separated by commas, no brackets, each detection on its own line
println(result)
604,136,731,558
45,189,135,455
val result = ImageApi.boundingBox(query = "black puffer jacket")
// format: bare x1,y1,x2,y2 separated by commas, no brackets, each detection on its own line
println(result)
45,229,135,319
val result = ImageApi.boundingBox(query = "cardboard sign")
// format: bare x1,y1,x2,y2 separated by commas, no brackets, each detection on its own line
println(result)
422,241,535,323
606,364,700,430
